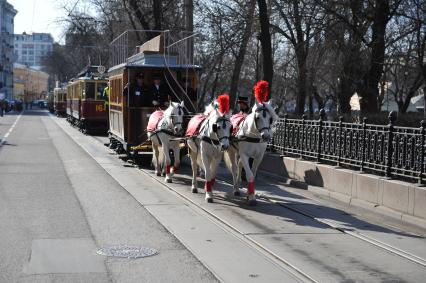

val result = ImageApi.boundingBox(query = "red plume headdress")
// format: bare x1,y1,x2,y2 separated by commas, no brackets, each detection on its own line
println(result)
254,80,269,104
217,93,230,114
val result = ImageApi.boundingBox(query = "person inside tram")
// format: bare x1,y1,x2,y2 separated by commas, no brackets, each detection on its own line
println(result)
102,82,110,108
236,95,250,114
149,73,169,108
123,73,152,107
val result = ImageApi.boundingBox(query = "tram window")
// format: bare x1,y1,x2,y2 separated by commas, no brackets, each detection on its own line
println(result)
97,83,107,99
85,83,95,99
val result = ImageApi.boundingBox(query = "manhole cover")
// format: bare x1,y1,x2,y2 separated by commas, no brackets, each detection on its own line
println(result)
96,245,158,259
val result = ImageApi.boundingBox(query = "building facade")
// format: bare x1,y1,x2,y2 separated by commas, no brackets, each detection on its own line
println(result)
13,63,49,102
0,0,17,100
14,32,53,69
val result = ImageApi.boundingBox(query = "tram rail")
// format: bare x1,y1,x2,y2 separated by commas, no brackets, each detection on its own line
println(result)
135,161,426,280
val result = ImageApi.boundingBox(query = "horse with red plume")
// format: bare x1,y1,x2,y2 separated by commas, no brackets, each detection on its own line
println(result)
186,94,232,203
224,81,279,206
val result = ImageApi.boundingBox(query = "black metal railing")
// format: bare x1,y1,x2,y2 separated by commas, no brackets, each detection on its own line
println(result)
270,110,426,185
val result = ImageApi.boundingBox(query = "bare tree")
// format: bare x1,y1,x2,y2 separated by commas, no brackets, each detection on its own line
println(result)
257,0,274,94
229,0,257,107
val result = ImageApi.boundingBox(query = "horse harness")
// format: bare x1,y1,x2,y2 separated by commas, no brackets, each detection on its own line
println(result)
197,116,230,148
150,106,184,146
232,104,273,145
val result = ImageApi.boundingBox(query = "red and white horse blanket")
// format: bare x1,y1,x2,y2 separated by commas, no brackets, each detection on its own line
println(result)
230,113,247,136
185,114,207,137
147,110,164,132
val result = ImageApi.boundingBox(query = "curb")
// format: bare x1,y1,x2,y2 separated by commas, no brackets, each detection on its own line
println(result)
258,168,426,231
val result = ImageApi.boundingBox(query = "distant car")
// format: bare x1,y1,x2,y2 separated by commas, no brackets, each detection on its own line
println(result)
31,100,48,108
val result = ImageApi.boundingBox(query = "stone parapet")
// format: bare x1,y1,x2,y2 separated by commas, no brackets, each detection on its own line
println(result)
260,153,426,223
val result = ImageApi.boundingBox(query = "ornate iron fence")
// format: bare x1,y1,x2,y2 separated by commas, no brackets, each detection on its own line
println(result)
270,110,426,185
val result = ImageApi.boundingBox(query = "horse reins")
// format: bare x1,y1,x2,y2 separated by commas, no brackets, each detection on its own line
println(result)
233,104,273,144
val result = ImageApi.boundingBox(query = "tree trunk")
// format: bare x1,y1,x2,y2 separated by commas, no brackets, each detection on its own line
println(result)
295,50,307,113
184,0,194,62
293,0,309,114
256,0,274,96
338,78,353,114
153,0,162,30
229,0,256,107
308,94,314,117
313,87,324,110
360,0,389,114
128,0,157,40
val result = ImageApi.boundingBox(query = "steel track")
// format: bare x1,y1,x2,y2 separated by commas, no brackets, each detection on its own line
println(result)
138,167,320,283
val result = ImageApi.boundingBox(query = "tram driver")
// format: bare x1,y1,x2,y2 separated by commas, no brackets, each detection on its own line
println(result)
123,73,152,107
149,73,169,108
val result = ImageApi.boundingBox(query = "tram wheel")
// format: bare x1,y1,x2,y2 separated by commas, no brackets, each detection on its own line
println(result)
133,153,152,167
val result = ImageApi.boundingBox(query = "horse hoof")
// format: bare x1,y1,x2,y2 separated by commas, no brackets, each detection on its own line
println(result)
233,191,241,197
166,178,172,183
248,199,257,206
206,197,213,203
192,188,198,193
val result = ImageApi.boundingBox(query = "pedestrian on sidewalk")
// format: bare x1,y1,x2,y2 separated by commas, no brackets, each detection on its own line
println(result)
0,100,4,117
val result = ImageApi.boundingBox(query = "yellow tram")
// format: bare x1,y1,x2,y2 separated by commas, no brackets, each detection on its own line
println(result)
66,66,109,133
53,85,67,116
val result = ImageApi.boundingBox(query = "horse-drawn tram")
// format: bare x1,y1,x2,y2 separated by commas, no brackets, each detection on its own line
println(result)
107,30,201,163
66,66,109,134
53,84,67,116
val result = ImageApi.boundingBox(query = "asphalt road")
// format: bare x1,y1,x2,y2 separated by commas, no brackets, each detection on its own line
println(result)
0,110,217,283
2,110,426,283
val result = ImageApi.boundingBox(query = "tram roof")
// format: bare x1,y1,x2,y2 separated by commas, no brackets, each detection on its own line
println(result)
69,65,109,82
68,77,109,84
108,52,201,73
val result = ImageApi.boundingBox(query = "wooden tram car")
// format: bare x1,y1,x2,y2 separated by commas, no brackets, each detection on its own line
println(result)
53,85,67,116
47,91,54,114
66,66,109,133
108,31,200,162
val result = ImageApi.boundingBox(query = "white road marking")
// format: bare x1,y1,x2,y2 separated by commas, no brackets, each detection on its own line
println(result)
0,113,23,147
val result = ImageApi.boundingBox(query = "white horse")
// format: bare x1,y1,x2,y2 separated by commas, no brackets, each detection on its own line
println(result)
187,98,232,203
148,101,185,183
224,100,278,206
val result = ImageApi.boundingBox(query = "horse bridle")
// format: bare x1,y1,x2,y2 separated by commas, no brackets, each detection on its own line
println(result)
254,104,273,133
169,106,183,133
214,116,232,142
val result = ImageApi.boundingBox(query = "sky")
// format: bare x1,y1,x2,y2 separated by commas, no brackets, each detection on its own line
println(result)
8,0,68,43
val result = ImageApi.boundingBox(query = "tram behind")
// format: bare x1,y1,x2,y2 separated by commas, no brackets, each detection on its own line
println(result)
108,30,200,161
66,66,109,133
53,86,67,116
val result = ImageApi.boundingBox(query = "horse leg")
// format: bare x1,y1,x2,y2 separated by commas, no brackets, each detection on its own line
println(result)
227,149,240,196
201,147,214,203
240,154,256,206
237,159,243,188
251,151,265,180
209,155,220,191
189,148,199,193
152,143,161,176
172,143,180,176
163,142,172,183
